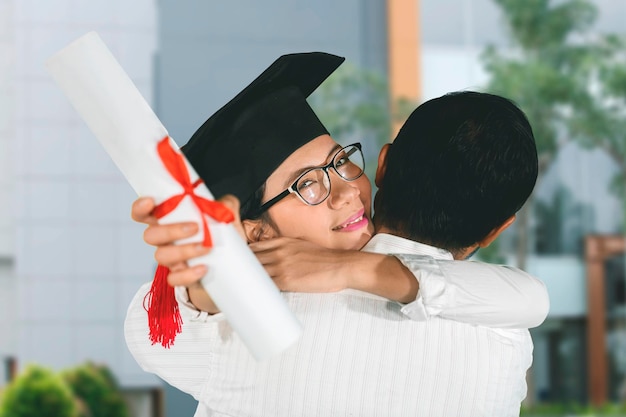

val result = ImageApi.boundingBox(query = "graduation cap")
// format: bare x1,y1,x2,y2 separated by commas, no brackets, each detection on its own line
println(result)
183,51,346,210
147,52,345,349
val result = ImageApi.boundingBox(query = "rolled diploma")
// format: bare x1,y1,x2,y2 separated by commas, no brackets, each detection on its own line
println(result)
45,31,302,361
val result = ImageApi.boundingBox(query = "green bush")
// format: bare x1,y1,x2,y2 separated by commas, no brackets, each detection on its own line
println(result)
521,401,626,416
0,364,79,417
61,362,129,417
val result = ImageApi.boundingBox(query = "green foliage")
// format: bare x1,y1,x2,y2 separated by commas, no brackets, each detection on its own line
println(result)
494,0,597,48
0,364,79,417
308,62,418,148
61,362,129,417
308,62,391,149
566,34,626,229
483,0,626,231
482,0,604,169
0,362,129,417
520,401,626,416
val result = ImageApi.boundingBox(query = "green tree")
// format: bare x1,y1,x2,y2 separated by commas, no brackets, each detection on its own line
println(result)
482,0,626,407
567,34,626,231
480,0,621,266
0,364,79,417
308,62,391,148
61,362,129,417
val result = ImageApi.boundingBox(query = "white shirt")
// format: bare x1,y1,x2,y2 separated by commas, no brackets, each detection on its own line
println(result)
125,234,546,417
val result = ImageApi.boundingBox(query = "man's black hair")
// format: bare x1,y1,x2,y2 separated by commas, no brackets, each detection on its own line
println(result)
375,91,538,253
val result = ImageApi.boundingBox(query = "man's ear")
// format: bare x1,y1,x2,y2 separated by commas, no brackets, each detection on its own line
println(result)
375,143,391,188
478,215,516,248
242,219,278,243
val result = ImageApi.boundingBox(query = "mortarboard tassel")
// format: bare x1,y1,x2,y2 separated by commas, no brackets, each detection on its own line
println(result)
144,264,182,348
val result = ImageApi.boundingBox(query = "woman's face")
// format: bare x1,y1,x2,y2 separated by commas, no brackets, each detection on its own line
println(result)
261,134,374,250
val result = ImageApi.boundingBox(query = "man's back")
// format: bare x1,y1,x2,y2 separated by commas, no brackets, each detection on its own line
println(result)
202,292,531,417
125,234,533,417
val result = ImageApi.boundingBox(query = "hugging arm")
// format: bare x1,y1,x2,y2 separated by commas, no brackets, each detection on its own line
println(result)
393,254,549,328
131,197,549,328
251,238,549,329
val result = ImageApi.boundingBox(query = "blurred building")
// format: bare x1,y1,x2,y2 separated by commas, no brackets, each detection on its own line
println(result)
0,0,390,416
2,0,625,415
0,0,16,384
3,0,161,415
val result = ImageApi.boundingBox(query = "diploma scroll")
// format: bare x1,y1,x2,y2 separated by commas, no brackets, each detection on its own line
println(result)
45,31,302,361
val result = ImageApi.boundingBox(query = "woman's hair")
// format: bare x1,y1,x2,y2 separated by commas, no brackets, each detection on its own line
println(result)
239,183,278,241
240,183,267,220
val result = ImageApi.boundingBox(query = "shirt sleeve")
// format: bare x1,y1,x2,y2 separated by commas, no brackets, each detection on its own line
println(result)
393,255,550,329
123,282,225,400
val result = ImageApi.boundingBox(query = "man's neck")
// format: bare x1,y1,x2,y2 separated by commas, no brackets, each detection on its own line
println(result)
457,245,480,260
375,226,478,260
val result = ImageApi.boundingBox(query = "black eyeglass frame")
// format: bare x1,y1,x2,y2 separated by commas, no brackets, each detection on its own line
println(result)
252,142,364,217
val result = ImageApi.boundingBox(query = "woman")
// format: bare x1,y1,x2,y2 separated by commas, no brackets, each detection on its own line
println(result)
126,52,547,416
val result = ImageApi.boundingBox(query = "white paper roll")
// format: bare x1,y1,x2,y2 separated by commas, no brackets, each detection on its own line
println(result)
45,31,302,360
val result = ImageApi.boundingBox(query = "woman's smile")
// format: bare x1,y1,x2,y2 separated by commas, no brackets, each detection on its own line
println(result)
333,208,369,232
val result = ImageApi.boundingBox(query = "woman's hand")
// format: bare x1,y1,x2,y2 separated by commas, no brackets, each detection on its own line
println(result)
131,194,245,314
251,237,419,302
250,237,351,293
130,195,243,287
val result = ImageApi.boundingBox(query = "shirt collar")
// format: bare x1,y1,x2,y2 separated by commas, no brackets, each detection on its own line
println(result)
362,233,454,260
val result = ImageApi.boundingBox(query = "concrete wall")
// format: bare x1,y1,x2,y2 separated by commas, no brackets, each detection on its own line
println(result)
12,0,160,389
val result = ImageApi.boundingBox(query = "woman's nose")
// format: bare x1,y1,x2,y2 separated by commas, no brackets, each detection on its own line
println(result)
327,171,360,208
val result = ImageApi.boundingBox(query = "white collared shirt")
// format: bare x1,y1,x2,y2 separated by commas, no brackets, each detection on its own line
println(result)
368,234,548,328
125,234,542,417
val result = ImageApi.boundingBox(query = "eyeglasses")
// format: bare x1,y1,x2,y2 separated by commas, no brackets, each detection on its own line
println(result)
254,143,365,216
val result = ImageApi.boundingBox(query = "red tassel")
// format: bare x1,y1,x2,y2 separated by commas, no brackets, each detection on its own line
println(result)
142,138,234,348
143,264,182,348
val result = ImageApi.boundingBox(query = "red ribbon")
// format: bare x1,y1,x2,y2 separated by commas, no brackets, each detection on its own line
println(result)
153,137,235,245
146,137,235,348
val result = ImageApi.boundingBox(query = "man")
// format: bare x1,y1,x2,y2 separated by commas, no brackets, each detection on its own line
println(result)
126,90,546,416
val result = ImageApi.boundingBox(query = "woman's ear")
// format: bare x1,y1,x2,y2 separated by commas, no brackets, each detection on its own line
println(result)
242,219,278,243
375,143,391,188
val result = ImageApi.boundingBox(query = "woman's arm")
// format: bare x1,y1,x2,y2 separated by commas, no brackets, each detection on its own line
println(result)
395,255,549,328
250,238,419,303
131,198,549,328
251,238,549,329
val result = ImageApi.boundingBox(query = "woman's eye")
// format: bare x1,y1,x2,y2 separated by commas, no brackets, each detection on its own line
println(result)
335,156,349,167
298,179,316,191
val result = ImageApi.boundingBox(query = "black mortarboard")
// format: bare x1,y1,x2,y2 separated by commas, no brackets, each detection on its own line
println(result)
183,52,345,208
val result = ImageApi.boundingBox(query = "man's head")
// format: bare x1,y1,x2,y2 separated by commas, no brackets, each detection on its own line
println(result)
374,91,538,258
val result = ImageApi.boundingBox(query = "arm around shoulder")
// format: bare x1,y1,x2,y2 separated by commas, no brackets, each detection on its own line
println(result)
395,255,550,328
343,251,420,303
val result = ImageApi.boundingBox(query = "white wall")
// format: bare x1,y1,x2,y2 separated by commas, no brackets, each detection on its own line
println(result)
525,256,587,318
12,0,160,387
421,45,488,101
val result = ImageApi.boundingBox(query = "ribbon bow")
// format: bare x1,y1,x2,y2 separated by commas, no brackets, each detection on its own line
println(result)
145,136,235,348
153,136,235,246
